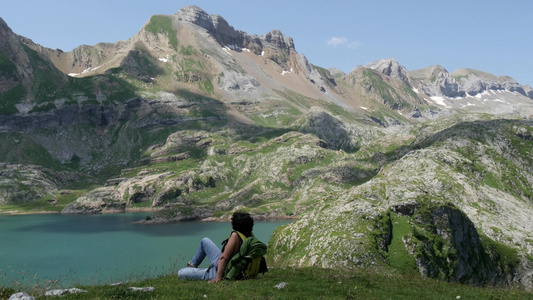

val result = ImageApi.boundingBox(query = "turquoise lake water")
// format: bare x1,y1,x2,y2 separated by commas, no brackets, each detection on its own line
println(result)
0,213,291,288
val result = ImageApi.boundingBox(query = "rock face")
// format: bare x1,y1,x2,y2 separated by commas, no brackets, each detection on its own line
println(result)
175,6,244,49
61,187,126,214
452,68,526,96
409,65,464,98
175,6,295,56
0,102,127,133
525,85,533,99
302,108,357,151
404,204,509,285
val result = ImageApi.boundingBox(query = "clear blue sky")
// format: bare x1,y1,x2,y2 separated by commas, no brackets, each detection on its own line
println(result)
2,0,532,86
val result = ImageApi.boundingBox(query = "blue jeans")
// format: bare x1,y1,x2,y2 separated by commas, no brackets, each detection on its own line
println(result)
178,237,221,280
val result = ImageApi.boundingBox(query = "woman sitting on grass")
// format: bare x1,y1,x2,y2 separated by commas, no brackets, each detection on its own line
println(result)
178,211,254,283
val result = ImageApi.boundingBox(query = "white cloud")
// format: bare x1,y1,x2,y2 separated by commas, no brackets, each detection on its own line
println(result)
348,41,362,50
326,37,348,47
326,37,361,50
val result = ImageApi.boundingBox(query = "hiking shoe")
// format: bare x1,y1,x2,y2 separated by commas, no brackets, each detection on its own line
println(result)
187,261,197,268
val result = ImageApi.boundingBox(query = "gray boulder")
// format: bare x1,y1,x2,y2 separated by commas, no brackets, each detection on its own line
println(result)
8,292,35,300
44,288,88,296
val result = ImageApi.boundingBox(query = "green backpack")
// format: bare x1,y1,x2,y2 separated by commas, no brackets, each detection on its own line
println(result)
223,231,268,280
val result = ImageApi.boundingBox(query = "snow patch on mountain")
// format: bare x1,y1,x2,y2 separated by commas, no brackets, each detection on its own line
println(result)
430,96,451,108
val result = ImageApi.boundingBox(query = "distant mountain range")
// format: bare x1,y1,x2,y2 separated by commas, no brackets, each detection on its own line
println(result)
1,5,532,290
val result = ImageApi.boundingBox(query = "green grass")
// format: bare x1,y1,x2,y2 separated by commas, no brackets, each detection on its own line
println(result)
480,234,521,268
180,45,197,56
145,16,178,50
2,267,530,300
198,79,214,95
386,212,417,274
0,51,16,75
0,84,25,114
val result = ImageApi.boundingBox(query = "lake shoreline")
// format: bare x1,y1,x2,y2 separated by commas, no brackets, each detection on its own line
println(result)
0,208,298,223
0,207,155,216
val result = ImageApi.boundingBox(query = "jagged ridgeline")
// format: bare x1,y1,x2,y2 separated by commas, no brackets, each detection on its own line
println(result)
1,5,532,289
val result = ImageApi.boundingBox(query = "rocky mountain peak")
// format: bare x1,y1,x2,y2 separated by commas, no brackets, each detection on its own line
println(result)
174,7,295,54
328,67,346,78
0,17,9,33
0,17,33,92
365,57,410,87
174,5,213,30
175,5,241,43
175,5,259,56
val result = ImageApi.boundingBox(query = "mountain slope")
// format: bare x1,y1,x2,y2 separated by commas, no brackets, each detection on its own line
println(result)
268,118,533,288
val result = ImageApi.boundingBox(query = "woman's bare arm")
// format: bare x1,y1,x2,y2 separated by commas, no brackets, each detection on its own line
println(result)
208,232,240,283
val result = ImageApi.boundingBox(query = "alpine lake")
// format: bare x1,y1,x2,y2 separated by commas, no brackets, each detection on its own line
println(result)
0,212,291,288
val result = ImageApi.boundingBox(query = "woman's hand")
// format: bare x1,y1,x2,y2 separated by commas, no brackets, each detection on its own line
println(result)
208,278,221,283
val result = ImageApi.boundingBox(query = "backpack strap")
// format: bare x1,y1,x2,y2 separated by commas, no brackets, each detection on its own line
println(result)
235,231,248,241
221,230,249,252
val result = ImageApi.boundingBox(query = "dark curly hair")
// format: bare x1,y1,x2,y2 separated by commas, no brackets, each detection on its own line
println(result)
231,212,254,236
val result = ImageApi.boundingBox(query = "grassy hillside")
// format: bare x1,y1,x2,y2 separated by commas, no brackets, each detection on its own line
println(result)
1,267,530,300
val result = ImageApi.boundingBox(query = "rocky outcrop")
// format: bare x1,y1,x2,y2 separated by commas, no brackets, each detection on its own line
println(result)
175,6,295,56
175,6,297,70
0,102,128,133
175,6,256,53
217,71,261,93
0,96,225,133
61,188,126,214
134,205,213,224
524,85,533,99
302,108,357,151
403,203,512,285
452,68,526,96
409,65,464,98
261,29,295,52
0,163,96,204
